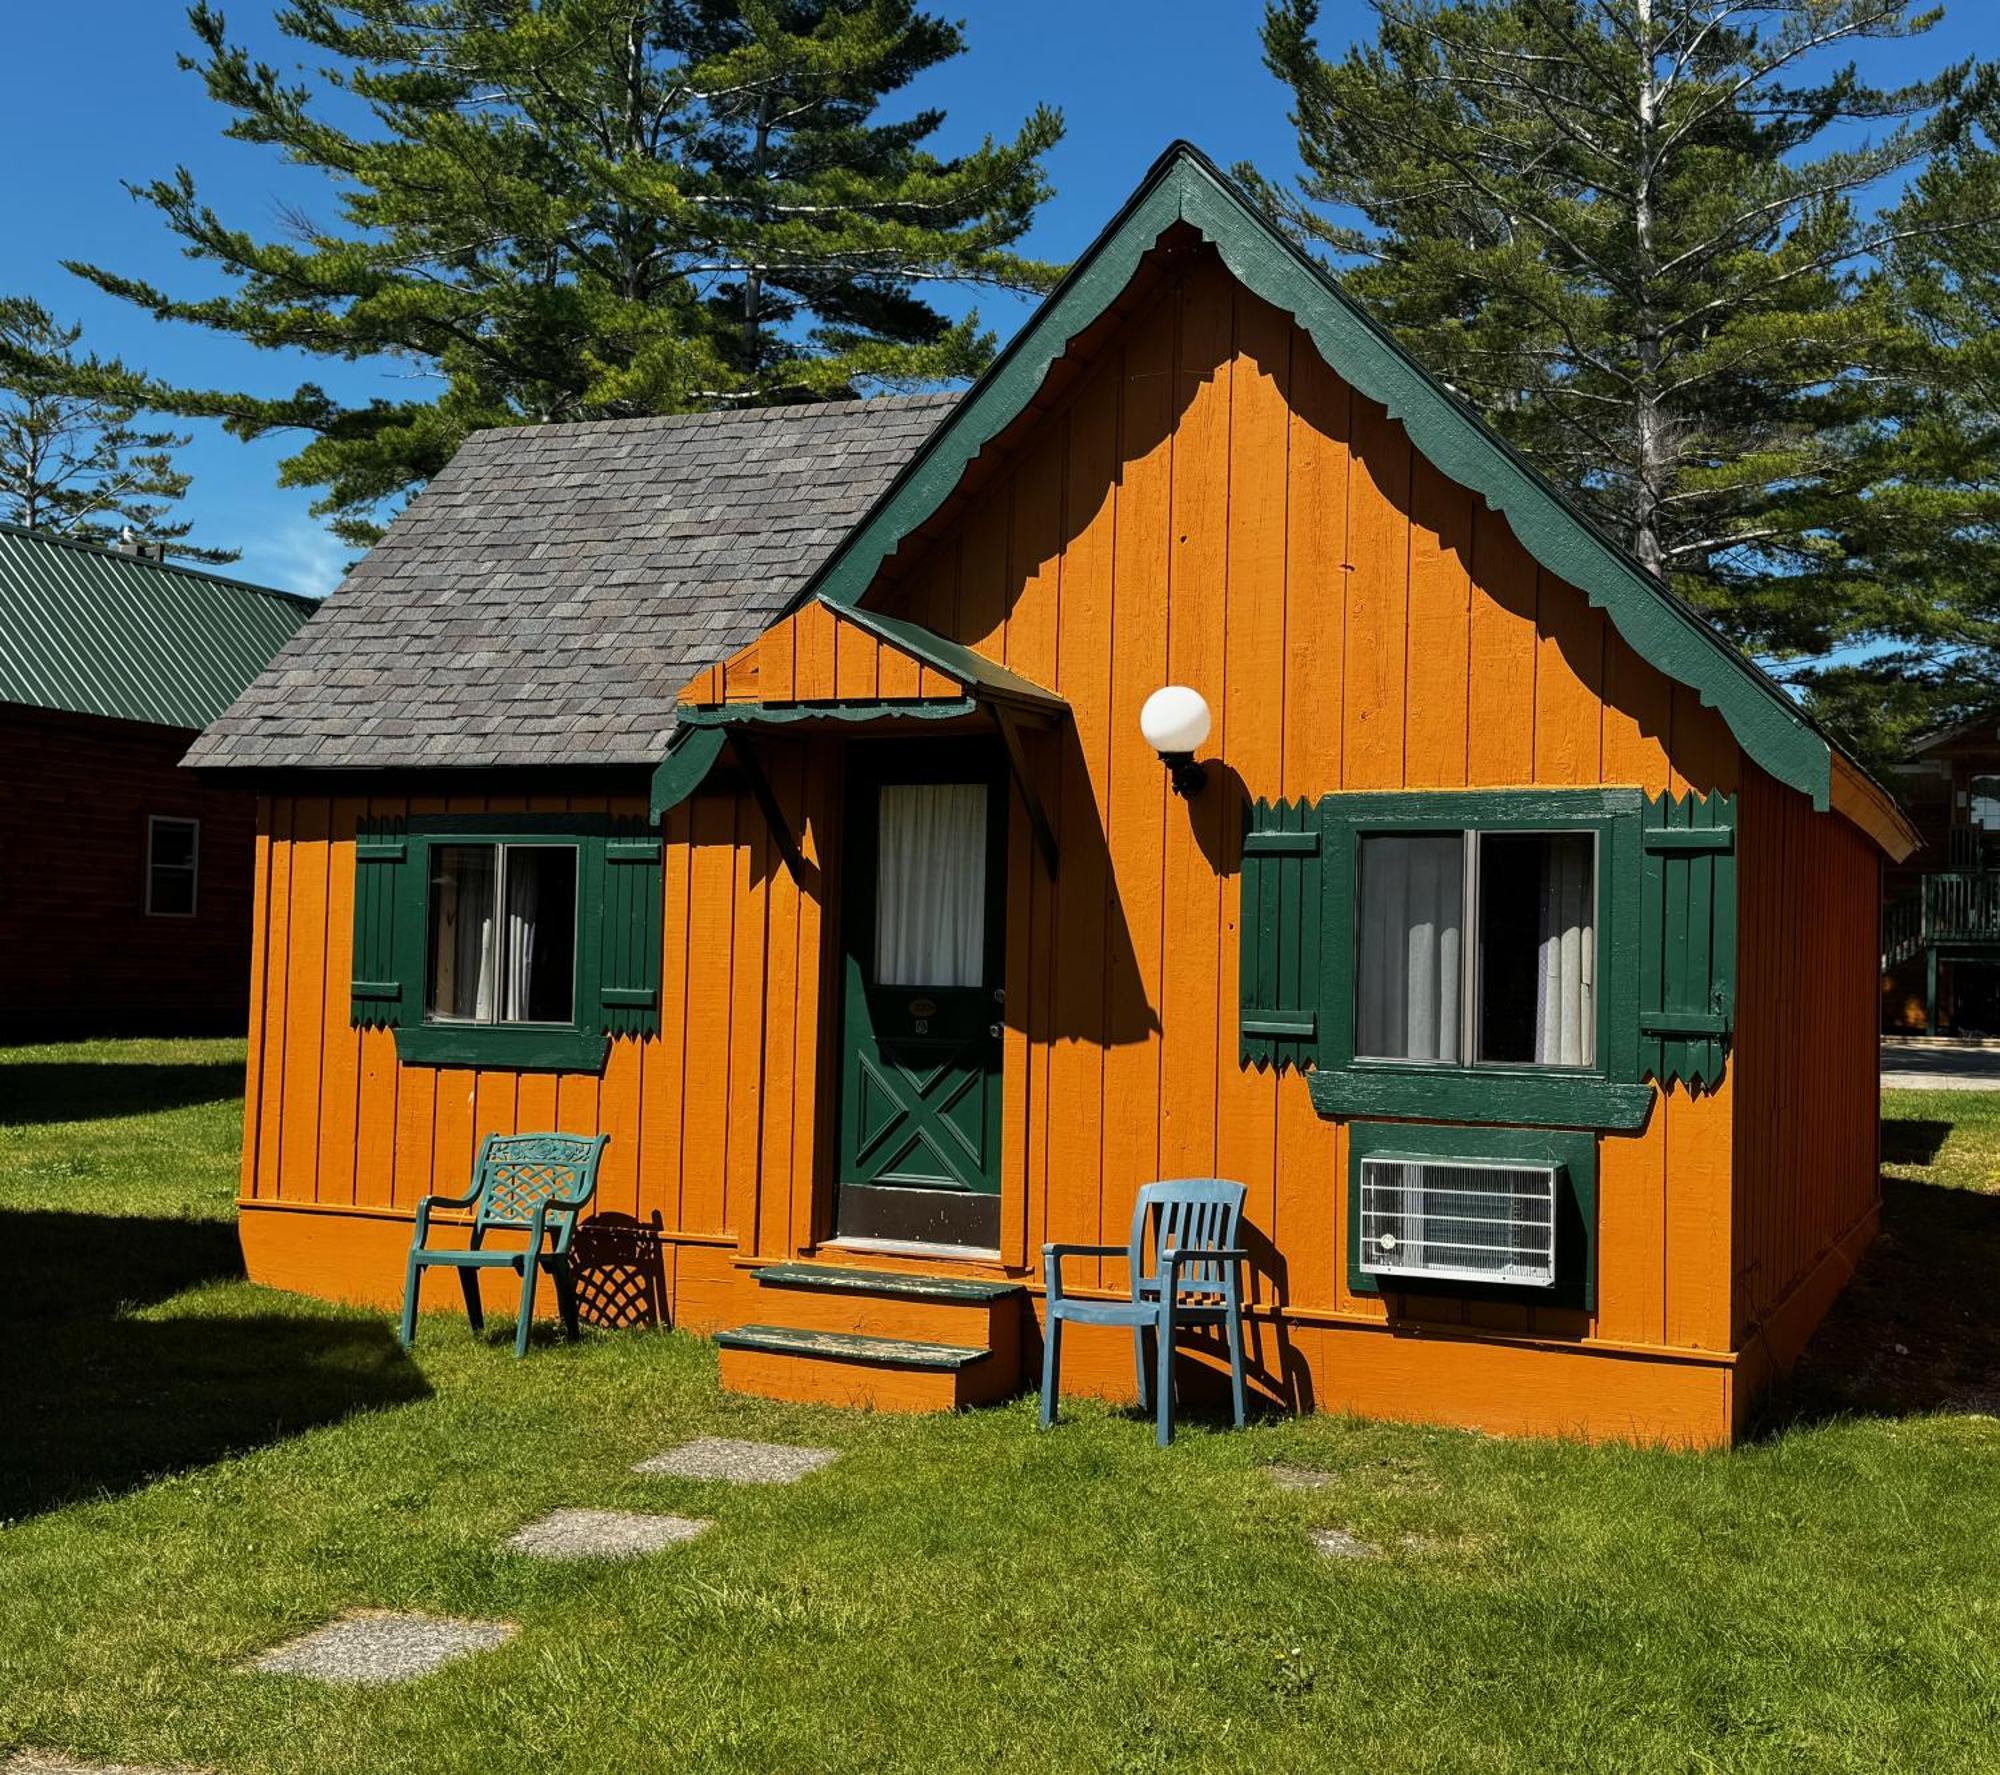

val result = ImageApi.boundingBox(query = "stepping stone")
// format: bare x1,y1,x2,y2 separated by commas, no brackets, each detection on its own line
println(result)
5,1759,203,1775
1309,1527,1381,1562
505,1507,711,1561
1265,1463,1337,1491
248,1610,515,1685
635,1436,840,1485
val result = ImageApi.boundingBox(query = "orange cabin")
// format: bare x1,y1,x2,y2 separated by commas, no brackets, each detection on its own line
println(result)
193,145,1916,1448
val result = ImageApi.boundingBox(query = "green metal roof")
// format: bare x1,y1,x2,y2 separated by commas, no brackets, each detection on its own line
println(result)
0,523,315,731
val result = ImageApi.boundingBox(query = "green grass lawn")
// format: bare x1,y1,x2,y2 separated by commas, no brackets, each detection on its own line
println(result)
3,1041,1999,1774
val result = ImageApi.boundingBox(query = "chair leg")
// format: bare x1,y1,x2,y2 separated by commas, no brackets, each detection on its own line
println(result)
1039,1315,1062,1428
456,1266,485,1338
1133,1325,1151,1411
553,1261,580,1341
514,1254,540,1359
1155,1307,1176,1448
398,1252,424,1350
1227,1302,1248,1430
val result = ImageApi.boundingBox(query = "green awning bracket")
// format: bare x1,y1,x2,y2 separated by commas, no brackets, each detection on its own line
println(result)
650,724,728,819
992,705,1060,877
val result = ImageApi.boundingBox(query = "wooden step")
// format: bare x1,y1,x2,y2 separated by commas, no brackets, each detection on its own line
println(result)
745,1262,1025,1367
716,1323,1016,1413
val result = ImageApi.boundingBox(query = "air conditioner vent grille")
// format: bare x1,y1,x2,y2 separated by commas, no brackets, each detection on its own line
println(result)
1359,1157,1558,1288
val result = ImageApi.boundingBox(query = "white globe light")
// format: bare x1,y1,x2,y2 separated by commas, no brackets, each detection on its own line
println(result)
1139,685,1212,756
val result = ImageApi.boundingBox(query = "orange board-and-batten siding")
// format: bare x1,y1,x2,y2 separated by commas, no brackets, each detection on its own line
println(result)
234,237,1884,1449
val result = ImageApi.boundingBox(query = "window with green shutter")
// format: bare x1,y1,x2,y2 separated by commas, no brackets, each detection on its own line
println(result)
1236,787,1737,1131
350,813,664,1072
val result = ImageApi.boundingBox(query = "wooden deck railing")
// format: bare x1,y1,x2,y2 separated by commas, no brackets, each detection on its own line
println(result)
1883,870,2000,967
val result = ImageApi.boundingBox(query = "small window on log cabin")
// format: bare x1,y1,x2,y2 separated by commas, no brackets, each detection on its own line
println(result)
425,843,579,1026
146,816,199,917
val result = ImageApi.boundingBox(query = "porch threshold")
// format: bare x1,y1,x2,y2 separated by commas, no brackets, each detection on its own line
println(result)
822,1235,1004,1264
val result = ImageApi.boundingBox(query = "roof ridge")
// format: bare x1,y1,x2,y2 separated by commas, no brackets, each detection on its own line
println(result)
459,391,961,448
0,519,316,608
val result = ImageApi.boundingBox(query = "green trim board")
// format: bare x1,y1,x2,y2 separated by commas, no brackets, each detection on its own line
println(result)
1344,1121,1599,1312
783,141,1873,824
1307,789,1657,1134
831,602,1066,718
349,812,662,1074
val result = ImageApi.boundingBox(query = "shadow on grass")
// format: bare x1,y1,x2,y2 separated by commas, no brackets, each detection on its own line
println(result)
1,1209,430,1521
0,1059,244,1126
1881,1119,1953,1169
1758,1176,2000,1434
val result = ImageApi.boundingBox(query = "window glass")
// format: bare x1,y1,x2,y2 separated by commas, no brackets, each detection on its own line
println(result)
427,844,577,1025
1355,833,1463,1061
428,845,497,1020
147,817,198,916
1970,776,2000,831
502,845,578,1023
1477,832,1596,1067
875,783,987,988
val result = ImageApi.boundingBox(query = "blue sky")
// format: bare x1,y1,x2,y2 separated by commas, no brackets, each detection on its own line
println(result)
0,3,1987,596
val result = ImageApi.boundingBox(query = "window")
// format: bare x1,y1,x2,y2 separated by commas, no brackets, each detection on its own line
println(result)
425,843,578,1026
1354,827,1596,1070
1970,776,2000,832
147,816,199,917
350,813,662,1072
874,783,988,988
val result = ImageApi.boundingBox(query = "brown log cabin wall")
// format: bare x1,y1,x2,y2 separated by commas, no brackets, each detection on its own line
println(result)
237,243,1876,1442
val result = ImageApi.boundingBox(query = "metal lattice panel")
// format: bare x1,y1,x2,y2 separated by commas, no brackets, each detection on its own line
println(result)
1359,1157,1557,1288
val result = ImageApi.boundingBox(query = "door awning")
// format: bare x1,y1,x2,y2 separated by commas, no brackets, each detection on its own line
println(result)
651,597,1067,875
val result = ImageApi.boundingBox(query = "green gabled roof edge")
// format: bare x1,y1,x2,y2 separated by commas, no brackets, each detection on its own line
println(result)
831,600,1066,712
790,142,1841,814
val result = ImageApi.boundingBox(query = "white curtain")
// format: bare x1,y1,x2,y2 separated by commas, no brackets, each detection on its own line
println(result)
1533,835,1595,1066
1356,834,1462,1061
502,851,540,1021
433,846,496,1021
876,783,987,988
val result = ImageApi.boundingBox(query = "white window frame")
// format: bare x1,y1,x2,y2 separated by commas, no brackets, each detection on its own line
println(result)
145,815,200,918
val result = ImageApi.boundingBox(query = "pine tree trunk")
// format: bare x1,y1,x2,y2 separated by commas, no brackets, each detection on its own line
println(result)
1632,0,1666,579
742,92,775,377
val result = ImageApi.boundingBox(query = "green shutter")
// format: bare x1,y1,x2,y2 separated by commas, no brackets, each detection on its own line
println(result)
1239,797,1322,1074
598,820,664,1040
351,818,408,1028
1640,790,1737,1093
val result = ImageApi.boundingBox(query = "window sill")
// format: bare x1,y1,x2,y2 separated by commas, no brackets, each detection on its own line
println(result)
1307,1065,1654,1133
393,1022,609,1073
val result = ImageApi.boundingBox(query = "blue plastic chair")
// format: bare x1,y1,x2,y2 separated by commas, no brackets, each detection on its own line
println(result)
1040,1178,1249,1446
399,1133,608,1358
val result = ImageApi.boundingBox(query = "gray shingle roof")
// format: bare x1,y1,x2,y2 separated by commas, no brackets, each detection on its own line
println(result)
185,393,958,772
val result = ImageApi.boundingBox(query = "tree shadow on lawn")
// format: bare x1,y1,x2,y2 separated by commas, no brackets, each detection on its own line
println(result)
1760,1176,2000,1433
1,1209,430,1521
0,1059,245,1126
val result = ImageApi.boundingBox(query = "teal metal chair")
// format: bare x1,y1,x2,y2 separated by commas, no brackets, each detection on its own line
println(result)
1040,1178,1250,1446
399,1133,608,1358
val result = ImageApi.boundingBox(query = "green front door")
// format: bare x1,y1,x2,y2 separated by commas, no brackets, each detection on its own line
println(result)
835,743,1007,1249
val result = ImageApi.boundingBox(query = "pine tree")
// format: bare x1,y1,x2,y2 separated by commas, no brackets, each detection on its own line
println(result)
1796,109,2000,762
69,1,1064,545
1253,0,1983,675
0,297,238,564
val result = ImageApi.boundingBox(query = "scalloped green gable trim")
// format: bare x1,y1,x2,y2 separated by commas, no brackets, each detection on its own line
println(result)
797,145,1832,811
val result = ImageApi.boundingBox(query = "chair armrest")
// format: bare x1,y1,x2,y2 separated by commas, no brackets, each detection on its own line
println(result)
411,1182,482,1244
1041,1243,1128,1304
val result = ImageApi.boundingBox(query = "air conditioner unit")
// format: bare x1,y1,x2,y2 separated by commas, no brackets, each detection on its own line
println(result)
1358,1156,1558,1288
